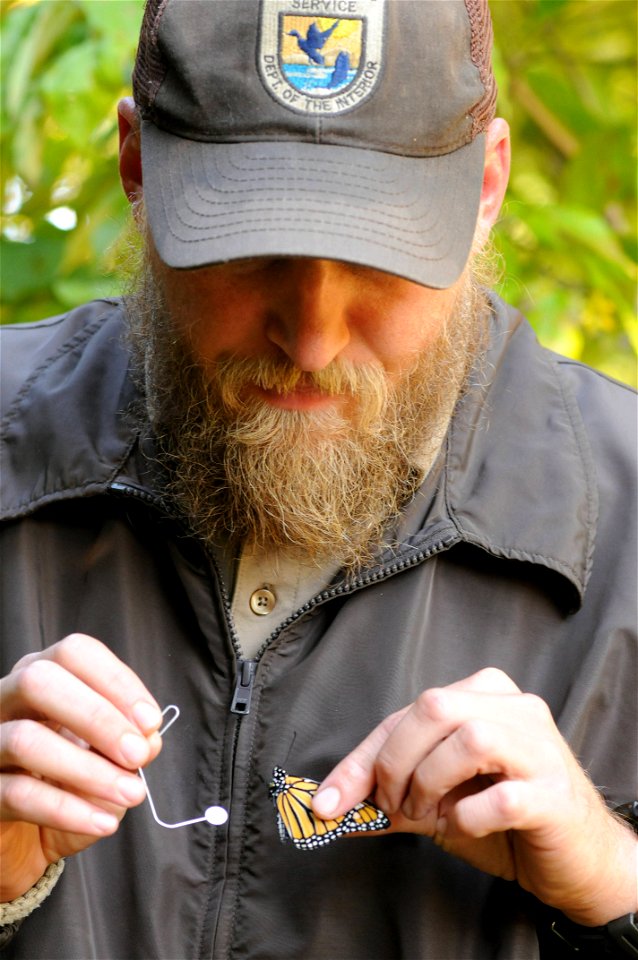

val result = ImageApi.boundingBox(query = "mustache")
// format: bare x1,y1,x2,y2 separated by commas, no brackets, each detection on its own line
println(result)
211,355,390,410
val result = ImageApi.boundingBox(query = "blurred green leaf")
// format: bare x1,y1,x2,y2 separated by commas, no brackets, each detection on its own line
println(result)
0,0,142,329
490,0,637,386
0,227,65,302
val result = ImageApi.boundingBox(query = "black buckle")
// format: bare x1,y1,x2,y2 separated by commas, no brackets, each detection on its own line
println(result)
607,914,638,958
551,914,638,958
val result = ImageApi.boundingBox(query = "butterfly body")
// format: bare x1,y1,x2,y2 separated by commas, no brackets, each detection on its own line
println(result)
269,766,390,851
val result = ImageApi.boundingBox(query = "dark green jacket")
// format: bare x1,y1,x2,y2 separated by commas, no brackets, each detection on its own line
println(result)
1,294,636,959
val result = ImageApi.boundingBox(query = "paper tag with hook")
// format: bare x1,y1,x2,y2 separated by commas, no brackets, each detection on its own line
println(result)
138,705,228,829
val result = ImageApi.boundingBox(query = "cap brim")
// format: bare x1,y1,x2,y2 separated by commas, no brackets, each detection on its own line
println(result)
140,122,485,289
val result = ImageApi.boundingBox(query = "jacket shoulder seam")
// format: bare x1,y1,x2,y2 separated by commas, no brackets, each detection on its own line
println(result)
554,357,637,395
0,428,140,521
0,315,109,436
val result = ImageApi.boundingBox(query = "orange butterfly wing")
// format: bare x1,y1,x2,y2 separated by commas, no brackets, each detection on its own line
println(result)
269,766,390,851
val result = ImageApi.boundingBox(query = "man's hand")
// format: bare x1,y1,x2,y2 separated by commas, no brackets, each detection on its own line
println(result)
312,668,637,926
0,634,162,902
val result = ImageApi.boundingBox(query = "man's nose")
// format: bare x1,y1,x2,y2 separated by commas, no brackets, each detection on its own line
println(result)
265,259,352,371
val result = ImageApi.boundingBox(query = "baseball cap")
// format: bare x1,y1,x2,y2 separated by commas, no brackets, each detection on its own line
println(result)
133,0,497,289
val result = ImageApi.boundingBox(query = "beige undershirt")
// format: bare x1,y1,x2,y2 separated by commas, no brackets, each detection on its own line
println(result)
231,545,340,657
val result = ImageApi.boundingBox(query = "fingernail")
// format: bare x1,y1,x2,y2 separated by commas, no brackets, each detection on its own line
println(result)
117,775,147,804
133,701,162,733
92,811,119,834
120,732,149,766
313,786,341,817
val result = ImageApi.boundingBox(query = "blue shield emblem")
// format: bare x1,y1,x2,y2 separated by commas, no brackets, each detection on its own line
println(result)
259,1,385,116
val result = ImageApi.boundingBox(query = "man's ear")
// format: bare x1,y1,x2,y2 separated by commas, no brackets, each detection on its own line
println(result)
118,96,143,204
474,118,511,250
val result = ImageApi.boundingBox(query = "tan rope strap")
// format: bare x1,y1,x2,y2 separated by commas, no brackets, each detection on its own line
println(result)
0,860,65,925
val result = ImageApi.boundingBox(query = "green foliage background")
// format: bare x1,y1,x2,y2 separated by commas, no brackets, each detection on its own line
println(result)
1,0,636,386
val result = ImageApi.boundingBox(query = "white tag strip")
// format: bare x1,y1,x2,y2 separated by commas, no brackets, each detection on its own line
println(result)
138,705,229,829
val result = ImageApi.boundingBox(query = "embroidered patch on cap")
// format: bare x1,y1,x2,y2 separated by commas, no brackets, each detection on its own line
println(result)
258,0,385,116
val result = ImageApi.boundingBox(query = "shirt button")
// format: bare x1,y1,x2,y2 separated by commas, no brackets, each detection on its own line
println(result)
249,586,277,616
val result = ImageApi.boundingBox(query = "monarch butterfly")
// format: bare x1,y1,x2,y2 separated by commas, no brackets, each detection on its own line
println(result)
269,766,390,851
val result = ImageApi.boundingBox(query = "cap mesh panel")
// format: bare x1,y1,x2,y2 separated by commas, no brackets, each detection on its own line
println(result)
132,0,169,116
466,0,498,136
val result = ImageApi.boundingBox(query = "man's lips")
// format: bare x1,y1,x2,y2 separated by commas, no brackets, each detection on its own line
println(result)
248,383,343,411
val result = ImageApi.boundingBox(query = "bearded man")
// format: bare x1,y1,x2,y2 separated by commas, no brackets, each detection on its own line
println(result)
1,2,636,958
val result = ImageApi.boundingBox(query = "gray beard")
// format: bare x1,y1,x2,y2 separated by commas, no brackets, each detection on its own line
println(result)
125,262,488,571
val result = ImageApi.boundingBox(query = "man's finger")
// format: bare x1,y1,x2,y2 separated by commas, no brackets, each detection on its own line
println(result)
1,773,122,837
10,634,163,735
444,667,522,696
441,778,541,839
313,671,525,821
314,673,541,822
370,684,550,814
312,707,408,819
1,720,147,809
1,658,161,771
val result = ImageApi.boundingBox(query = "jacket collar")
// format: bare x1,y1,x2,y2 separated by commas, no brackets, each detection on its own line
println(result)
373,294,597,608
0,296,597,607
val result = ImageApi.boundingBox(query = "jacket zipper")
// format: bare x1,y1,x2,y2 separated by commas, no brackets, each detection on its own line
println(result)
109,480,168,508
230,658,257,714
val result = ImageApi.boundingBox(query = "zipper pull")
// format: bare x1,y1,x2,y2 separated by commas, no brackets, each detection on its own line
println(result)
230,658,256,715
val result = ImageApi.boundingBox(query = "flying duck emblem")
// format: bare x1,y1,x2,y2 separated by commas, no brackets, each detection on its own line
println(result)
287,19,341,66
